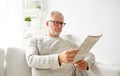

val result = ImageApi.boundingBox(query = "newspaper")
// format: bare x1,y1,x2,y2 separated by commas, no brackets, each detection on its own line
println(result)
73,34,102,63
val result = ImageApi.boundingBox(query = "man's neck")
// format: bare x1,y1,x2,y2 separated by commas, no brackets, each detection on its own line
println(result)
46,33,59,37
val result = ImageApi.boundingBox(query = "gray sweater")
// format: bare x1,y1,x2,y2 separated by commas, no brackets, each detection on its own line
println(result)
25,36,95,76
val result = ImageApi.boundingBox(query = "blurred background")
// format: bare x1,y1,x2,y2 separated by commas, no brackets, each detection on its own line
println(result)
0,0,120,66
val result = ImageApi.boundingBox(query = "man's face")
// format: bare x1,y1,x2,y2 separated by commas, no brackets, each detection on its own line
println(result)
47,15,65,37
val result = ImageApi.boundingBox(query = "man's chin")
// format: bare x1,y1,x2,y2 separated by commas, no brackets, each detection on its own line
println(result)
53,32,61,37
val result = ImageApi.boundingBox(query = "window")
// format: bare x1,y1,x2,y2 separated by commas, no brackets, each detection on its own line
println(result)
23,0,47,46
23,0,47,47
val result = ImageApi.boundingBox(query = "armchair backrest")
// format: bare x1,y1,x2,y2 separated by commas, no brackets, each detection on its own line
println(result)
0,48,4,76
5,47,31,76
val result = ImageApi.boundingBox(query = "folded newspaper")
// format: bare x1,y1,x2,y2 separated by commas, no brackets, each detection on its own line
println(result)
73,34,102,63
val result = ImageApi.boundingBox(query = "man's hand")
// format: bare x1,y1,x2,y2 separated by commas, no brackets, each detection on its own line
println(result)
74,60,88,71
58,49,78,65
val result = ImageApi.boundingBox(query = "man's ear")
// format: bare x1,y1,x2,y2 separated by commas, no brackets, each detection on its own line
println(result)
46,21,49,27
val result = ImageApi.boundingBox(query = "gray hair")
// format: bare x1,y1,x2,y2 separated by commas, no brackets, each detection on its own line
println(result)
46,11,64,21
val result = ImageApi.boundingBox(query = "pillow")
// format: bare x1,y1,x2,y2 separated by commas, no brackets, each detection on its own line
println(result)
5,47,31,76
0,48,4,76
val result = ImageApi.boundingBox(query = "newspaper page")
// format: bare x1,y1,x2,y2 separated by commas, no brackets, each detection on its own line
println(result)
73,34,102,63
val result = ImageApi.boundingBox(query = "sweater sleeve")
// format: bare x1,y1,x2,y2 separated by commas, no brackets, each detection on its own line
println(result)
25,38,60,69
84,52,95,69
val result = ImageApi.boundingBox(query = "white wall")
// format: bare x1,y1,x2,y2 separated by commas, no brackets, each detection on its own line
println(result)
0,0,23,49
47,0,120,66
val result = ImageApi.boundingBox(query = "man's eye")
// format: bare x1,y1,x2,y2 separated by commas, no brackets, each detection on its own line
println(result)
60,22,63,25
55,21,59,24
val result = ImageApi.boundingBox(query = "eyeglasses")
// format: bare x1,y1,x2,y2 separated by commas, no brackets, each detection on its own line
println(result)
48,20,66,27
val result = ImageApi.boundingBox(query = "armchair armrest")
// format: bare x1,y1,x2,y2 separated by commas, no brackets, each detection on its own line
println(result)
87,62,120,76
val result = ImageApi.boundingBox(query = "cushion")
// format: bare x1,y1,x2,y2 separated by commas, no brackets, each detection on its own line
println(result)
5,47,31,76
0,48,4,76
